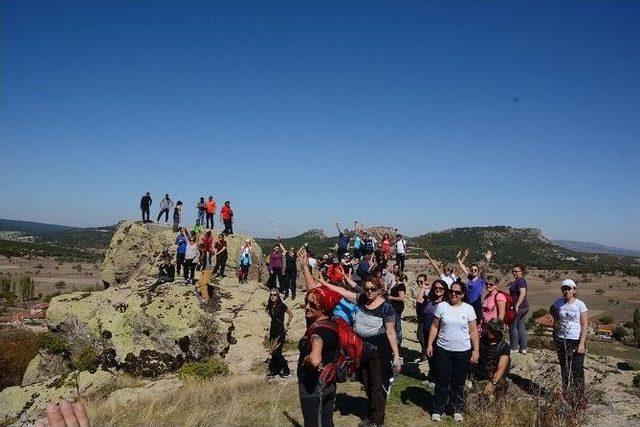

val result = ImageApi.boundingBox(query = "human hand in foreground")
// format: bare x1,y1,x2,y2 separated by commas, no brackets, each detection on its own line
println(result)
470,350,479,364
392,356,402,375
483,381,495,396
35,400,90,427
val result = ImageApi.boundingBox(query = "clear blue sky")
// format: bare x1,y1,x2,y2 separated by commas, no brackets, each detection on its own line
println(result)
2,0,639,248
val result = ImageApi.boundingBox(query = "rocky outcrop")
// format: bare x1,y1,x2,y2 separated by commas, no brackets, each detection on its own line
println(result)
21,352,69,386
101,221,262,287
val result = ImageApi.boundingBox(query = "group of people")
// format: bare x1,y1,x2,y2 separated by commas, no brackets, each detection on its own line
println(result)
138,192,235,235
266,225,591,427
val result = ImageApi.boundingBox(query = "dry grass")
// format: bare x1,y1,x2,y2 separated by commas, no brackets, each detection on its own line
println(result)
87,375,301,427
0,326,39,389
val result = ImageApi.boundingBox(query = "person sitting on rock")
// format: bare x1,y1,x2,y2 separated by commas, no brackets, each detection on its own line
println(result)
474,318,511,401
192,219,204,235
155,251,175,287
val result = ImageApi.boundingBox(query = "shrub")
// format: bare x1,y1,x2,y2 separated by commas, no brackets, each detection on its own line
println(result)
612,326,632,341
54,281,67,289
633,374,640,388
178,358,229,380
0,327,40,389
599,315,614,324
531,308,548,319
73,346,100,373
595,289,605,295
37,332,69,354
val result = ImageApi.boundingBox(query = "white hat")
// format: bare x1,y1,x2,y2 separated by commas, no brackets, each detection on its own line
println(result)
561,279,577,289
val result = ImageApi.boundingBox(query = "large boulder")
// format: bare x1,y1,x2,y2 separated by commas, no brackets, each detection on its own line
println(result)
101,221,263,287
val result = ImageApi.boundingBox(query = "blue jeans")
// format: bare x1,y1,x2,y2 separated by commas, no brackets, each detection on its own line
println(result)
197,210,205,226
509,308,528,351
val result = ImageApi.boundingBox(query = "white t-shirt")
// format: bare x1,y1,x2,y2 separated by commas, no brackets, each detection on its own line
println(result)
440,273,458,289
435,302,476,351
553,298,588,340
395,239,407,254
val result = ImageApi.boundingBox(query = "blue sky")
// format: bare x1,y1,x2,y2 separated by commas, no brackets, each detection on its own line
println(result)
2,0,639,248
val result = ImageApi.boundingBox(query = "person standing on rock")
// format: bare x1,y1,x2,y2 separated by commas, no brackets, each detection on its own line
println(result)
140,192,152,223
175,228,188,276
335,222,350,260
549,279,588,407
201,231,214,269
212,233,228,277
221,201,234,235
157,194,174,223
205,196,216,229
196,197,206,226
238,251,252,283
266,289,293,378
172,201,183,232
183,236,199,284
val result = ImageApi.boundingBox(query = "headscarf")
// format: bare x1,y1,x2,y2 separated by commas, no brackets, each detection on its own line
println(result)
306,287,342,313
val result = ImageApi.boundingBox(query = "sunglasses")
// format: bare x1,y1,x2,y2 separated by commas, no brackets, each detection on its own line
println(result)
417,280,424,284
363,287,378,293
450,290,464,296
433,286,445,291
561,286,573,292
305,300,321,310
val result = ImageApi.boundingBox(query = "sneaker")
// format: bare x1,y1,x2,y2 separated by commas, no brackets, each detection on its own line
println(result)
279,373,291,378
417,356,429,365
453,413,463,422
520,349,528,355
431,414,442,422
266,373,277,380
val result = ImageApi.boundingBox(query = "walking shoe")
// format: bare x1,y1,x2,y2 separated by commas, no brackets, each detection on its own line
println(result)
421,380,435,389
520,349,528,355
279,373,291,378
453,413,463,422
412,356,429,365
431,413,442,422
266,373,277,380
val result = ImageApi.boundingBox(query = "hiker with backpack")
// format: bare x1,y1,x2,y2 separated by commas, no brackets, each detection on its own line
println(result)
320,277,402,427
482,275,516,333
426,280,480,423
267,289,293,379
456,249,492,323
238,251,252,283
298,286,343,427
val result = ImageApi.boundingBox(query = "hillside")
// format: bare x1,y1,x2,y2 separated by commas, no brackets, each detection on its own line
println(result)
259,226,640,276
0,219,117,260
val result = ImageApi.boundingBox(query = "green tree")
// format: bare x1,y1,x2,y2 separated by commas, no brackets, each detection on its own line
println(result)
18,276,34,302
0,275,10,298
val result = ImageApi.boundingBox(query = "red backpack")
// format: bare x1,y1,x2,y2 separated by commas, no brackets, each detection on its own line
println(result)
305,316,364,387
496,291,516,325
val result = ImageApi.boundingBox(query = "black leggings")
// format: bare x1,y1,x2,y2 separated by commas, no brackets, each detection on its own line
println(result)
213,253,228,275
299,382,336,427
395,253,405,271
183,259,196,281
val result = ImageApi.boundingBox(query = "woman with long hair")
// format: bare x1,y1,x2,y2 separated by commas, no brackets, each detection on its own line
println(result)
508,264,529,353
266,289,293,378
417,279,447,386
322,277,401,427
549,279,588,407
426,280,479,422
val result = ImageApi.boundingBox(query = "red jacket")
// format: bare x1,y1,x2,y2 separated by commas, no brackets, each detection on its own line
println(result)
221,205,233,220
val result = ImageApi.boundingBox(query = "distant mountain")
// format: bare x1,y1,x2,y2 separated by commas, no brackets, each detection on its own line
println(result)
0,218,117,255
552,240,640,257
0,219,73,234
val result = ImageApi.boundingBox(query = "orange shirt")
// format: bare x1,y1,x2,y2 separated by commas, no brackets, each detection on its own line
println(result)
327,264,344,284
221,205,233,220
206,200,216,214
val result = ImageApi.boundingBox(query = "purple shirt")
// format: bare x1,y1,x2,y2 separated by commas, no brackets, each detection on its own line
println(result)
509,278,529,310
269,252,283,269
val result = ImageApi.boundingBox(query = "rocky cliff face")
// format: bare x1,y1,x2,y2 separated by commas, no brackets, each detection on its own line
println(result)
0,220,262,425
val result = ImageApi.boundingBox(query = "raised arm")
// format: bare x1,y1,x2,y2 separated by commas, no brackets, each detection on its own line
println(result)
424,250,443,277
456,249,470,277
481,250,493,276
297,247,318,291
335,222,342,235
321,282,358,304
278,242,286,253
